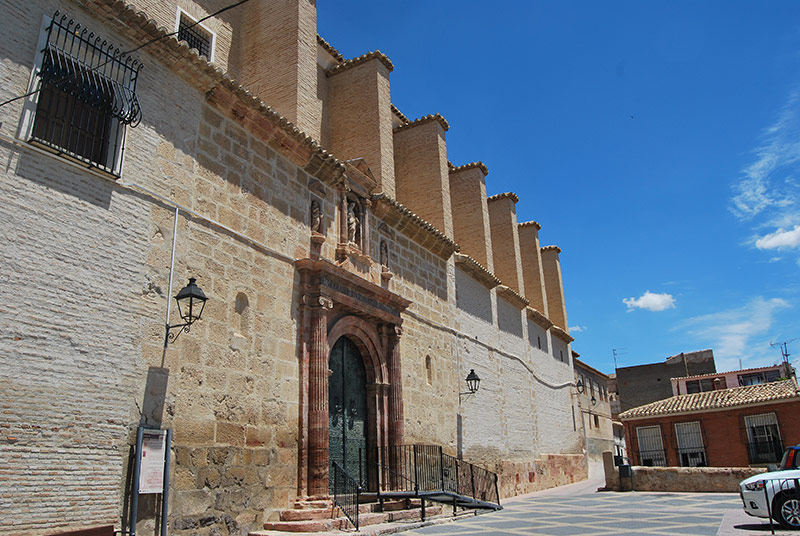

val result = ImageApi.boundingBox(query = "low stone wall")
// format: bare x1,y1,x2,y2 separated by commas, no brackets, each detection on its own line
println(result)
629,466,766,492
491,453,587,498
601,453,767,493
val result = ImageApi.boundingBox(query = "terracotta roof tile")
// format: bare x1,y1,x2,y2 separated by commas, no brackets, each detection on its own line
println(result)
541,245,561,253
317,35,344,62
454,254,501,289
487,192,519,203
390,104,410,124
393,113,449,133
448,161,489,176
326,51,394,76
619,379,800,420
518,220,541,230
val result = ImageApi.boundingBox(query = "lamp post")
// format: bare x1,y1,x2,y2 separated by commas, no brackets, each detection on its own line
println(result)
576,379,585,394
164,277,207,347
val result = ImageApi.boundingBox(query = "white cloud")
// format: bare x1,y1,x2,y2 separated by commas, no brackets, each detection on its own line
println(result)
623,291,676,312
755,225,800,250
569,325,587,333
679,297,790,371
731,91,799,222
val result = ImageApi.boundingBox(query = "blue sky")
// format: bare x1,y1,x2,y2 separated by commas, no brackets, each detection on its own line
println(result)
317,1,800,375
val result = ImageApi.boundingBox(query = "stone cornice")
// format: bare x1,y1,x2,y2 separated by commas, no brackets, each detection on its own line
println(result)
326,51,394,76
526,307,554,330
370,193,459,259
541,245,562,254
82,0,347,185
448,161,489,176
487,192,519,204
316,35,344,62
496,285,530,309
518,220,541,230
454,254,501,289
390,104,410,124
393,113,450,133
550,325,574,344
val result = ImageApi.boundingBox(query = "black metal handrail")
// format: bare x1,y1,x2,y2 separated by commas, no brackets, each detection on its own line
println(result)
747,439,785,465
365,444,500,507
332,461,361,530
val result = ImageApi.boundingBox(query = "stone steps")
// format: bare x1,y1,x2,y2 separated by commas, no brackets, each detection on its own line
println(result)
251,500,444,534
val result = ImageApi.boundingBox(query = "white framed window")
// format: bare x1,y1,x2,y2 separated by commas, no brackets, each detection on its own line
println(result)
674,421,706,467
19,12,142,176
744,412,783,464
175,8,216,61
636,425,667,467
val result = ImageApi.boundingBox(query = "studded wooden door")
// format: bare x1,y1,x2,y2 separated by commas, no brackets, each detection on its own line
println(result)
328,336,368,489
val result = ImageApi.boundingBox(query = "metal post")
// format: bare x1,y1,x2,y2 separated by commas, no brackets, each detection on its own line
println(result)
160,429,172,536
764,481,774,535
470,464,475,499
413,444,419,494
494,473,500,506
439,446,445,491
130,426,144,536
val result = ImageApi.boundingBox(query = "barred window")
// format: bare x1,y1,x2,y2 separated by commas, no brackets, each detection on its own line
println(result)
177,12,214,60
23,12,142,175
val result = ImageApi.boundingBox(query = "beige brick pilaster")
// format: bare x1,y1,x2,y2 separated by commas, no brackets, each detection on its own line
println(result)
487,192,524,295
449,162,493,272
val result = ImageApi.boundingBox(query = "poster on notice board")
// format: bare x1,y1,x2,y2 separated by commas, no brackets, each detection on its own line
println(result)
140,429,167,494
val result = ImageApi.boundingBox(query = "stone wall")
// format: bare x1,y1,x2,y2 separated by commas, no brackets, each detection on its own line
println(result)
629,466,765,493
493,454,587,499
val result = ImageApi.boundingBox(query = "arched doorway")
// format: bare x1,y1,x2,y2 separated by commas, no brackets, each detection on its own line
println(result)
328,336,368,489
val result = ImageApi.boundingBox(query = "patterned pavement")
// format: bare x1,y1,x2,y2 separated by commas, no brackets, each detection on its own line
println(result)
404,490,752,536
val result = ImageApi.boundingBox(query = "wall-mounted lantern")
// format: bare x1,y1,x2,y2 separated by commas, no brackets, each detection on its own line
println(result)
459,369,481,402
164,277,207,347
576,379,585,394
591,394,597,406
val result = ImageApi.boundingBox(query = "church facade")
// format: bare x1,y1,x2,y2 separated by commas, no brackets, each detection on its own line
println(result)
0,1,585,534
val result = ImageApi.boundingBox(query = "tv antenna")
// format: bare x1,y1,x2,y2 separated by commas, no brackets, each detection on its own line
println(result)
612,348,627,369
770,338,798,367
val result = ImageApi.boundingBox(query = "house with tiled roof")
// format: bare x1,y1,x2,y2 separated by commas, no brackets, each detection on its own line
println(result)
620,373,800,468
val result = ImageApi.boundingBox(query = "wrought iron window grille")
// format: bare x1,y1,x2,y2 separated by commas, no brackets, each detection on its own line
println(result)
177,13,212,59
29,11,142,175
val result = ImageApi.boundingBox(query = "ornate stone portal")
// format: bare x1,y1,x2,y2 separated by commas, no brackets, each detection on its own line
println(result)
296,258,411,498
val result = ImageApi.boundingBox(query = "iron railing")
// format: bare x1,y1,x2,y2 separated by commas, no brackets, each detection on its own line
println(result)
331,461,361,530
31,11,141,174
748,439,785,465
365,444,500,507
677,447,707,467
636,449,667,467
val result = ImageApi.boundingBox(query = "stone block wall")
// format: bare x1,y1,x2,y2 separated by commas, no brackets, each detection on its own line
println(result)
628,466,766,493
492,454,587,499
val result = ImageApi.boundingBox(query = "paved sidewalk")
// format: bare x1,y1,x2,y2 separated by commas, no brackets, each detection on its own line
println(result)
399,477,794,536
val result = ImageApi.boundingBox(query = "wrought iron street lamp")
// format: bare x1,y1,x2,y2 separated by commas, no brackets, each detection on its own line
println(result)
576,379,585,394
164,277,207,347
591,394,597,406
459,369,481,402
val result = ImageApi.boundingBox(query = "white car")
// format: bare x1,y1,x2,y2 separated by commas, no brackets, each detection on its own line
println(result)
740,448,800,530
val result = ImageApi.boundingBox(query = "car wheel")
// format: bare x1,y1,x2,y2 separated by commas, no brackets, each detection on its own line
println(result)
774,493,800,530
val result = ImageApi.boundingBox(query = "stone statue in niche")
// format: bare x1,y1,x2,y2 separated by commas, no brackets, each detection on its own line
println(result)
310,200,322,233
380,240,389,270
347,201,359,244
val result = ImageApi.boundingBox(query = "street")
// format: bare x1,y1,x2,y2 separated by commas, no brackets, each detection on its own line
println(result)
402,477,795,536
